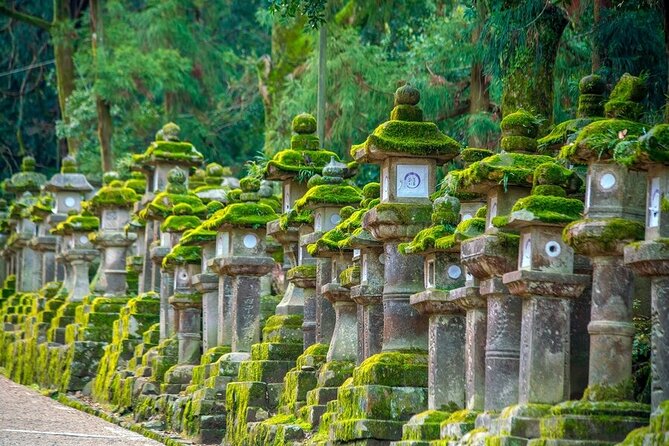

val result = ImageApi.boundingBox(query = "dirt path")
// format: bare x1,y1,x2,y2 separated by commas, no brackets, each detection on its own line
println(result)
0,375,162,446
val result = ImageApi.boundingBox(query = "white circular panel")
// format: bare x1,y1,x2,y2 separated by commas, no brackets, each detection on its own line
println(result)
243,234,258,249
447,265,462,279
79,235,88,245
330,214,341,225
545,241,561,257
378,253,385,265
599,173,616,190
462,213,472,221
65,197,76,208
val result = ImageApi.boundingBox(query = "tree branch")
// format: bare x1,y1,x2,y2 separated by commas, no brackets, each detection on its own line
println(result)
0,5,52,31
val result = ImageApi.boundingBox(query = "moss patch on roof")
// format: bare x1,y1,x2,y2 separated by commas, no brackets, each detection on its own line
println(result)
52,214,99,235
136,140,204,165
202,202,278,229
179,226,217,246
264,148,341,177
537,118,602,153
147,192,207,219
399,224,456,254
351,120,461,158
293,184,362,212
278,209,313,230
502,195,584,225
444,153,554,193
162,244,202,268
559,119,646,164
88,184,140,212
160,215,201,233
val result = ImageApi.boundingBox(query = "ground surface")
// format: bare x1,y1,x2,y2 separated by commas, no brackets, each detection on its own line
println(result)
0,375,161,446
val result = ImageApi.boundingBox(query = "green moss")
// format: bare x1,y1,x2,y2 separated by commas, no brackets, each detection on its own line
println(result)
287,264,317,280
609,73,647,103
390,104,424,121
362,182,380,199
278,209,313,230
179,226,216,246
559,119,646,163
475,206,487,218
532,185,567,197
533,162,576,188
351,120,461,157
507,195,584,224
400,224,456,254
582,380,635,402
265,148,340,177
339,265,360,287
500,135,538,152
162,244,202,268
564,218,645,253
638,124,669,165
140,140,203,164
160,215,201,233
309,227,348,256
353,351,429,387
500,110,540,138
579,74,607,94
51,214,96,236
445,153,554,192
461,148,494,163
293,184,362,212
146,192,207,219
292,113,317,134
86,184,140,212
203,201,277,229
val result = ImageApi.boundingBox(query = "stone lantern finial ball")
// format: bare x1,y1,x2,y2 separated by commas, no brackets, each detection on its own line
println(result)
258,180,273,198
61,155,78,173
103,171,120,186
394,83,420,106
206,200,224,216
161,122,181,141
206,163,224,178
168,168,187,185
432,195,461,226
579,74,606,95
21,156,36,172
292,113,317,135
239,176,261,193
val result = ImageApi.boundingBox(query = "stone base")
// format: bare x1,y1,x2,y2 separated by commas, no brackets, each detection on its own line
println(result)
617,400,669,446
161,364,195,394
391,409,453,445
330,351,429,444
528,400,650,445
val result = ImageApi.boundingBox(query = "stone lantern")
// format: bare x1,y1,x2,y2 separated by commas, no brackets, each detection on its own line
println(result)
132,123,204,295
42,156,94,284
296,157,361,348
552,73,651,443
193,162,230,205
331,84,460,444
180,202,223,352
144,167,207,340
622,123,669,444
483,163,590,442
87,173,140,297
263,113,341,317
451,110,555,414
206,177,277,353
28,194,57,286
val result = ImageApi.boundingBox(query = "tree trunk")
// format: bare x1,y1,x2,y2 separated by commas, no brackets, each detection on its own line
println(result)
0,0,79,158
500,1,568,126
663,0,669,122
591,0,609,72
468,0,490,147
90,0,113,171
52,0,78,157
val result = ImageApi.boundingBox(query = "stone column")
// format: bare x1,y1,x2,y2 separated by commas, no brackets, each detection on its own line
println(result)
321,252,357,362
62,231,98,302
350,242,384,363
211,229,233,347
193,241,219,351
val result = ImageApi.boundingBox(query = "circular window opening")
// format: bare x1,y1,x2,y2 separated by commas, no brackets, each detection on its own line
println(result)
545,241,561,257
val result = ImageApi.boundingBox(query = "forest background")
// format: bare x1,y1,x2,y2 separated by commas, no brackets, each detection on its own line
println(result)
0,0,667,184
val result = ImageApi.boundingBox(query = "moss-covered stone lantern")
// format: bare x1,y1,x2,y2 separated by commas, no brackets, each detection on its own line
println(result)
133,123,204,297
619,124,669,442
450,110,552,415
330,84,460,444
87,172,140,297
296,157,362,348
193,162,229,204
204,177,277,352
144,167,206,339
4,156,46,197
552,74,651,444
264,113,343,317
8,192,40,293
179,203,221,352
343,182,383,364
28,194,57,285
473,163,590,443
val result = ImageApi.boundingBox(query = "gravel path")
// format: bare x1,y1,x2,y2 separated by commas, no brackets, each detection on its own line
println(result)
0,375,162,446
